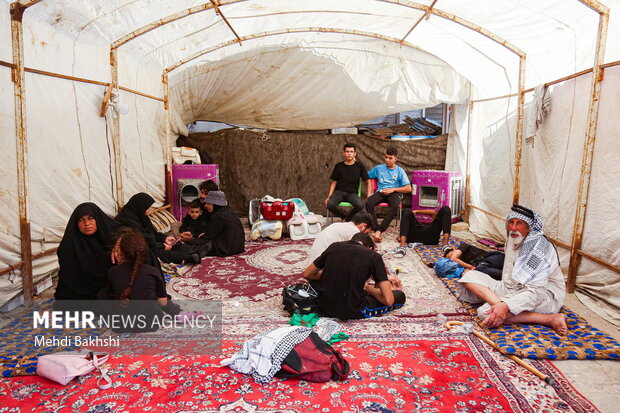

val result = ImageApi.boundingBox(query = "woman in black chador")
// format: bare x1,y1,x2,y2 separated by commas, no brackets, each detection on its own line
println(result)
54,202,119,301
115,192,205,265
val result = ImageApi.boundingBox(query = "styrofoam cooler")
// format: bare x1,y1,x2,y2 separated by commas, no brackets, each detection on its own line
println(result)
411,170,463,224
171,164,219,219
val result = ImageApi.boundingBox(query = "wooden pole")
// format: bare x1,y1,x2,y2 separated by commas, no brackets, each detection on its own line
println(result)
162,73,174,208
445,321,553,384
567,7,609,293
10,1,33,307
512,55,526,204
109,48,124,212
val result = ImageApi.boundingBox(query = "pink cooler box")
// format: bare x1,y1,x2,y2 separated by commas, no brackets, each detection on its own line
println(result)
411,170,463,224
172,164,219,220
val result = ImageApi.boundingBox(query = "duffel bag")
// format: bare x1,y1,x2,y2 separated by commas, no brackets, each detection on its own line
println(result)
275,331,349,383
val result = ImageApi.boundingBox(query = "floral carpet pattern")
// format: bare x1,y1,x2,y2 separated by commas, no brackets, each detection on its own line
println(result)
0,232,603,411
441,276,620,361
168,233,462,318
167,239,312,302
0,316,599,412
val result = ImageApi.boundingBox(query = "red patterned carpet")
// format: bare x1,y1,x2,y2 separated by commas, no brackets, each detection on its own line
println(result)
0,317,598,412
168,236,462,318
167,239,313,302
0,236,600,412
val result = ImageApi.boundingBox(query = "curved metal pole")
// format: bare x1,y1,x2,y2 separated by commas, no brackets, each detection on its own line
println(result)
382,0,524,56
400,0,439,42
112,2,223,50
164,27,433,73
111,0,523,59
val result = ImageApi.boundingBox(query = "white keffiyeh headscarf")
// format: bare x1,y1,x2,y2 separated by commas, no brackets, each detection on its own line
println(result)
506,205,554,284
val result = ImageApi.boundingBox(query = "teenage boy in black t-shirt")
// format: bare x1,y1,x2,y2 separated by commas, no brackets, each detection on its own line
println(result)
325,143,371,222
303,233,406,320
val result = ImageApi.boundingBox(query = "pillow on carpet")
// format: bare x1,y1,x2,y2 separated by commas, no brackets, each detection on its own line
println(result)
148,205,177,234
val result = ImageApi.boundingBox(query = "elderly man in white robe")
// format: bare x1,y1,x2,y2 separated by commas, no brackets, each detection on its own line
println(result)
457,204,568,335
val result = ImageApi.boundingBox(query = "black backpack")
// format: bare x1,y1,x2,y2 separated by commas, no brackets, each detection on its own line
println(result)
282,283,321,315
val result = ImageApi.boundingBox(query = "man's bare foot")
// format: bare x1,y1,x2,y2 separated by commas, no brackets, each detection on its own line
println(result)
372,231,383,243
550,313,568,336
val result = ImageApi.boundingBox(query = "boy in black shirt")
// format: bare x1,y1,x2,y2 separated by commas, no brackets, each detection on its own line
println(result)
325,143,371,222
179,200,210,246
303,232,406,319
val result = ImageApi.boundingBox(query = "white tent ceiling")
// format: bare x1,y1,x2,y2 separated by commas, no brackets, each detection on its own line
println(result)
6,0,619,130
1,0,619,321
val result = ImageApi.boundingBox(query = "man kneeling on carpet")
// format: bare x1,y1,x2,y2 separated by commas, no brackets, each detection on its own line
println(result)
303,232,406,319
457,204,567,335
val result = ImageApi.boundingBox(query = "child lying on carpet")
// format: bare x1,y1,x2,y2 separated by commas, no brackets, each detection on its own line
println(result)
442,243,504,280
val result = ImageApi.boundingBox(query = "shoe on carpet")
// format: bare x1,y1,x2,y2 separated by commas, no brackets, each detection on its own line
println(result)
185,253,201,265
388,246,406,258
406,242,422,250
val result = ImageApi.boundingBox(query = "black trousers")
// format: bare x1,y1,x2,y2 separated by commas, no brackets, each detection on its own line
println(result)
154,241,206,264
327,190,364,221
359,290,406,318
475,251,505,281
400,206,452,245
365,192,402,232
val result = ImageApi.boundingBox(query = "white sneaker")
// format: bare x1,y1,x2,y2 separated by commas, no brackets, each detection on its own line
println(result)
388,246,406,258
406,242,422,250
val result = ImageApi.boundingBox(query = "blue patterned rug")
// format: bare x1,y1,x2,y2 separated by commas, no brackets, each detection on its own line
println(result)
414,235,467,267
0,299,103,377
414,240,620,361
440,277,620,360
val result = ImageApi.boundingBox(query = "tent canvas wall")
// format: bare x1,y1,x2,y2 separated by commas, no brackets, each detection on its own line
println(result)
1,0,619,324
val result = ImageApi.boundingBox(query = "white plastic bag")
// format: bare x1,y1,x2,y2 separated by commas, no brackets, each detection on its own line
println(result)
37,349,112,389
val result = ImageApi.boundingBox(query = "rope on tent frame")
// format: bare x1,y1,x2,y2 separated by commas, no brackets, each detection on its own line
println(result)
245,128,270,142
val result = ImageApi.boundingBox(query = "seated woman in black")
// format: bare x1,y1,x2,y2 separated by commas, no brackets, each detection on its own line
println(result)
201,191,245,257
115,193,205,265
104,228,179,332
54,203,119,303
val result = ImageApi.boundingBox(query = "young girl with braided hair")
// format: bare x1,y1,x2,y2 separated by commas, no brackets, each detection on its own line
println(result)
106,228,168,303
104,228,182,331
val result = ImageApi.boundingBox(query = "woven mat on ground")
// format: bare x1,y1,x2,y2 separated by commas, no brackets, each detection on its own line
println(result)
414,235,468,266
0,299,105,377
440,276,620,361
168,233,463,319
0,316,599,412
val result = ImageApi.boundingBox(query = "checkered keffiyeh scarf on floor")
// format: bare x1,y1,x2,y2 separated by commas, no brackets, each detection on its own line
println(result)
221,326,312,383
